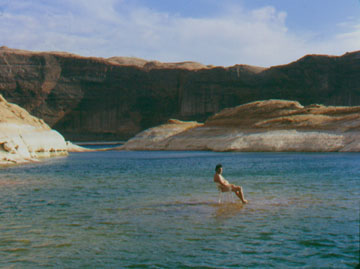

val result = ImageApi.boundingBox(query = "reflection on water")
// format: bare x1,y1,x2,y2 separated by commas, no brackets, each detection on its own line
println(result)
213,202,245,219
0,151,359,268
138,200,245,220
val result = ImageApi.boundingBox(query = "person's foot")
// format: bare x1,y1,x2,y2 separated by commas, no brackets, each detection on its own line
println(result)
242,199,248,204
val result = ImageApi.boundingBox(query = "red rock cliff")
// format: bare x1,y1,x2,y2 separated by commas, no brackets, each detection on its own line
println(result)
0,46,359,141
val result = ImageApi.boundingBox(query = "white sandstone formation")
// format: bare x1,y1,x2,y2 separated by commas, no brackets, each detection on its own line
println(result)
0,95,68,165
66,141,93,152
123,119,203,150
121,100,360,152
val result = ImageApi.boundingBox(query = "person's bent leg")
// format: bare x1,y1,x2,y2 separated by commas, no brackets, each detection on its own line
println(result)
231,185,248,204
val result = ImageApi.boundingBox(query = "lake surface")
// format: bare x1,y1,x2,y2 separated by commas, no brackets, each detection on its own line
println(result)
0,151,359,268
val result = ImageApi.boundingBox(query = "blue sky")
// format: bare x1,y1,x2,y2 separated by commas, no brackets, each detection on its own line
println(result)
0,0,359,67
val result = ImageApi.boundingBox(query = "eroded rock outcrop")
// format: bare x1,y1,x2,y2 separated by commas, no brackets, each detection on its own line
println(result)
123,119,203,150
0,95,68,165
121,100,360,152
0,46,359,141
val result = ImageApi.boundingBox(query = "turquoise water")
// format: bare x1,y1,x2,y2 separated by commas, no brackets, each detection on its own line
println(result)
0,151,359,268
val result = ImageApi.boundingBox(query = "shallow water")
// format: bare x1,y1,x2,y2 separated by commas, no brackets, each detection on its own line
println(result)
0,151,359,268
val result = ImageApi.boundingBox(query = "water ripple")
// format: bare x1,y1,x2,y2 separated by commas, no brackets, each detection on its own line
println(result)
0,151,359,268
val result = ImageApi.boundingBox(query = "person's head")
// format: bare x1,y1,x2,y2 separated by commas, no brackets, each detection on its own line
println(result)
215,164,223,174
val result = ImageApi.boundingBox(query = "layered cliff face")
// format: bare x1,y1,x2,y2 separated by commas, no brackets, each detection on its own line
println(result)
0,46,359,141
0,95,68,165
121,100,360,152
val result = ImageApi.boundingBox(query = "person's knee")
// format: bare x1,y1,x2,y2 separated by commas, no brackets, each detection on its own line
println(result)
233,186,242,192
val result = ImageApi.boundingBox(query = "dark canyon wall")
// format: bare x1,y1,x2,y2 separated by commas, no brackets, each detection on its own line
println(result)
0,46,359,141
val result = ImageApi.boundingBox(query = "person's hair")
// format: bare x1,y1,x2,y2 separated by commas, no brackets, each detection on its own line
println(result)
215,164,222,173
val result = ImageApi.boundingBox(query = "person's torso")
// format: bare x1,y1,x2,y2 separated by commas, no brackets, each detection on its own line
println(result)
219,174,230,185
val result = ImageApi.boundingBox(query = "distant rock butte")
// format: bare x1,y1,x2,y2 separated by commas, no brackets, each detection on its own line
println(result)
1,94,82,166
0,46,359,141
121,100,360,152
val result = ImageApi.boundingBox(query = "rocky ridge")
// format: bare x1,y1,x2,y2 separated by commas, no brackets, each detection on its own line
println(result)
121,100,360,152
0,46,359,141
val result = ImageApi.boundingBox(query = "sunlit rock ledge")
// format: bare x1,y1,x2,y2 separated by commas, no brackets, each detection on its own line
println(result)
0,95,70,166
120,100,360,152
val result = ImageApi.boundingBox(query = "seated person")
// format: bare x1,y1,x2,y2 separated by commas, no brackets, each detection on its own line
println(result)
213,164,248,204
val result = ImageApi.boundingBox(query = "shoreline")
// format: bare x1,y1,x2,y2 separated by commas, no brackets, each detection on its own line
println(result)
74,141,125,146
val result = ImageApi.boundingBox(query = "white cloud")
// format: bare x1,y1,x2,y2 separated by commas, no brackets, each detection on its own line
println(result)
0,0,358,67
334,21,360,53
